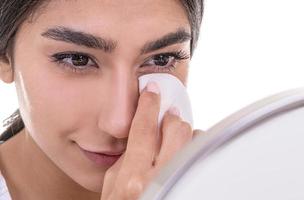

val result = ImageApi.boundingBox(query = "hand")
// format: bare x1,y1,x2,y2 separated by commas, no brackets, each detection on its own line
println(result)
100,82,205,200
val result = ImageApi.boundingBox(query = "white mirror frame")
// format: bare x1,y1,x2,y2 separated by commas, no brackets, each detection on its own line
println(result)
140,87,304,200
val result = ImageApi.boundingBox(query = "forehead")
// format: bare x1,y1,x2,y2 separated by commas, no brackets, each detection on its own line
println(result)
26,0,190,37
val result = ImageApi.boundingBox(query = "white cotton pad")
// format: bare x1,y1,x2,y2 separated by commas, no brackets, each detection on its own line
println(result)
138,73,193,128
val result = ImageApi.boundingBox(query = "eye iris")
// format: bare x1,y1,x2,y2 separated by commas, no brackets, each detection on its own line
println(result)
71,54,88,66
154,55,170,66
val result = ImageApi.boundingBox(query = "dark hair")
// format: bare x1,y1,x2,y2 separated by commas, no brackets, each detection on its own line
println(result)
0,0,204,142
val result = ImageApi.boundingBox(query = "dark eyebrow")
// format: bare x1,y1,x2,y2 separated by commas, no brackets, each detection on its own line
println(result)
41,26,191,54
41,26,117,53
140,28,191,54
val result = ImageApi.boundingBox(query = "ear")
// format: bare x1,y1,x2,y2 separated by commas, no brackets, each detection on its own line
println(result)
0,54,14,84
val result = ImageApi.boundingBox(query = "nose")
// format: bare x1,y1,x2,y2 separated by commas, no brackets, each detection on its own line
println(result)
97,70,139,139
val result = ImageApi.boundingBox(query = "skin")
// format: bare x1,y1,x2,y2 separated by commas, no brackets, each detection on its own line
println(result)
0,0,203,199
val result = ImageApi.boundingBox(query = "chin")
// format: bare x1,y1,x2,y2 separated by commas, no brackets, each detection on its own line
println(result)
84,183,103,193
75,173,105,193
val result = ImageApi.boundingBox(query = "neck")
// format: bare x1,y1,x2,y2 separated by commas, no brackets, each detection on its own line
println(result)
0,129,100,200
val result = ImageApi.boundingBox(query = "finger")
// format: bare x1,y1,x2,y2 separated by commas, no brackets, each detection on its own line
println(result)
125,81,160,169
155,108,193,167
103,153,125,191
126,174,146,200
106,153,125,176
193,129,207,138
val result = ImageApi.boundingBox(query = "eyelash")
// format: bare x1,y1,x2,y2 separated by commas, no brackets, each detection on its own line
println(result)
49,50,190,74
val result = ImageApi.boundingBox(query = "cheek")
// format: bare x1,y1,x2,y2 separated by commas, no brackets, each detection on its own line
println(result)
176,64,189,86
15,65,104,138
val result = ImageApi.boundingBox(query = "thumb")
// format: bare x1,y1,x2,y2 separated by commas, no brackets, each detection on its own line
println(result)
102,154,125,193
193,129,207,138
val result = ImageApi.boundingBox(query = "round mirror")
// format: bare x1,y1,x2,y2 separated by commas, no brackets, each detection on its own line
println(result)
140,88,304,200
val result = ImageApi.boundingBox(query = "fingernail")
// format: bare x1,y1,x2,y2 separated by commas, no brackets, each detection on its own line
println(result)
168,106,180,116
145,81,159,94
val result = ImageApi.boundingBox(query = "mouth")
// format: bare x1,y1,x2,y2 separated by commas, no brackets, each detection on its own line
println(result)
78,146,123,167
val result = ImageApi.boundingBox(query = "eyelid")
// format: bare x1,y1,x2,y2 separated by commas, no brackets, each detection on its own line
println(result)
50,51,99,66
142,50,190,63
138,50,190,74
49,49,189,75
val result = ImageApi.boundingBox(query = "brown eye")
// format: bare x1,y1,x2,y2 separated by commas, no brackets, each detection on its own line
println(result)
71,54,89,66
50,52,98,74
140,50,190,73
142,51,189,67
153,54,172,66
143,54,176,68
51,52,97,68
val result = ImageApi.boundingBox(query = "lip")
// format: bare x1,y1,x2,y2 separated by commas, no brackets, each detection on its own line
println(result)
78,146,123,166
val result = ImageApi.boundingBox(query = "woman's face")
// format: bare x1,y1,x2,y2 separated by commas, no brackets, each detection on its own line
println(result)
10,0,191,192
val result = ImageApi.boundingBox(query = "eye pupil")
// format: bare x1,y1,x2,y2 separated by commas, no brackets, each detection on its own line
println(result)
71,54,88,66
154,55,170,66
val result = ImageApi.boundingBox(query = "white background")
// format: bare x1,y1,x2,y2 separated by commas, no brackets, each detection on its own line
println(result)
1,0,304,132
